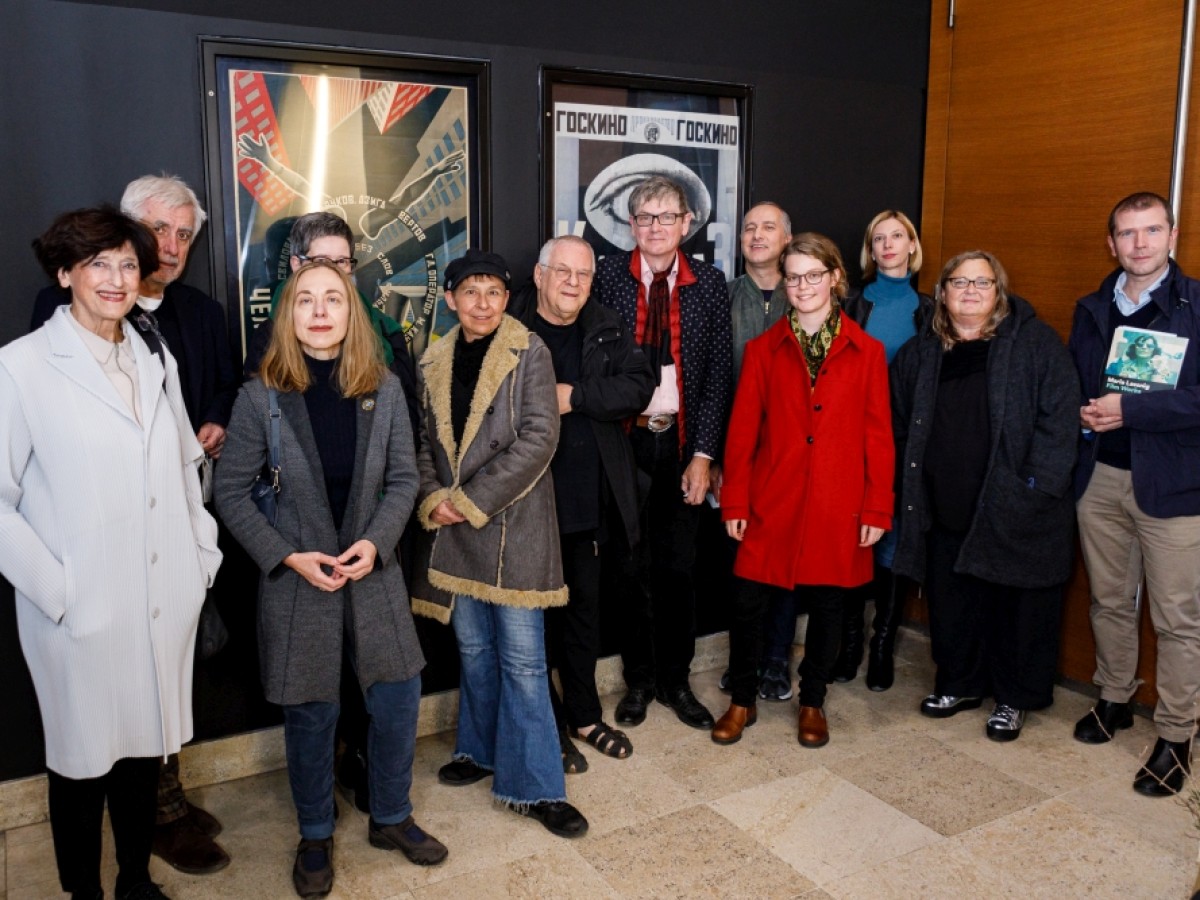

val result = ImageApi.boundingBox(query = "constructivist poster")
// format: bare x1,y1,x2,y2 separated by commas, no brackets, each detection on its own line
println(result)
203,42,487,360
1102,327,1187,394
544,71,751,278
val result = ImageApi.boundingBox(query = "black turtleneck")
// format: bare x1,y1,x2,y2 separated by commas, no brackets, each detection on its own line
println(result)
303,355,358,531
451,330,497,445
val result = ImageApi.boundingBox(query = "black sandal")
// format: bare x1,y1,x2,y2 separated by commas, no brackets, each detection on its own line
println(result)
559,729,588,774
572,721,633,759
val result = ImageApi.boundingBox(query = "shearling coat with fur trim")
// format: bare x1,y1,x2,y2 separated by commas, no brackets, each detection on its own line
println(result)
410,315,566,621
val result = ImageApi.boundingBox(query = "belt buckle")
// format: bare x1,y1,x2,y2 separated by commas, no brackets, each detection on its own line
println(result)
647,413,674,433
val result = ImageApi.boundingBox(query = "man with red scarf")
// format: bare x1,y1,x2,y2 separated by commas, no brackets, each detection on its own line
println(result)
591,175,733,730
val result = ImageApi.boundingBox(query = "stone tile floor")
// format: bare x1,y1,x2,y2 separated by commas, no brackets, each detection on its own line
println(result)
4,632,1197,899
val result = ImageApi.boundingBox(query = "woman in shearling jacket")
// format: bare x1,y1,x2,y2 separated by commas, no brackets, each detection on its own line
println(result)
410,249,588,840
215,262,445,896
890,250,1079,743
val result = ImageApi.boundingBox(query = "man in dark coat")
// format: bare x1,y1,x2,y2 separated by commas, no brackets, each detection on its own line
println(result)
590,175,734,731
29,174,237,873
1068,191,1200,797
511,235,655,769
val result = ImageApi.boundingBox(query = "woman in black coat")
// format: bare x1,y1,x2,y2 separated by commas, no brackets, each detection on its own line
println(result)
890,250,1079,742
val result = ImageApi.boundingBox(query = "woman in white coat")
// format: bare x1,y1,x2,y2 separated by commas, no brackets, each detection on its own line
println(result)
0,208,221,900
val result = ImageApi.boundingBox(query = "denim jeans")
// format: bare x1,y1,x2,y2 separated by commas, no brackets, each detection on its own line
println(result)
283,674,421,839
451,594,565,807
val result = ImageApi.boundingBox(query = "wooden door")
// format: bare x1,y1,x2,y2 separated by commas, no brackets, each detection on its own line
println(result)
920,0,1188,704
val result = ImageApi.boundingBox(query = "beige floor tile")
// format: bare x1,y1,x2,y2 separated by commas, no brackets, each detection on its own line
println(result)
410,844,616,900
826,730,1049,836
1061,772,1197,862
577,804,815,899
6,830,60,892
710,768,943,885
826,840,1017,899
1,830,6,897
557,754,696,836
955,798,1192,899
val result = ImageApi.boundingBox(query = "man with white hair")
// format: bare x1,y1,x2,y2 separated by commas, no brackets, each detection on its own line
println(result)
31,174,237,874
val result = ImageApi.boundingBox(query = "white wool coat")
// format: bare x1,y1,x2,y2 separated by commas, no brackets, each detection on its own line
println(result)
0,307,221,778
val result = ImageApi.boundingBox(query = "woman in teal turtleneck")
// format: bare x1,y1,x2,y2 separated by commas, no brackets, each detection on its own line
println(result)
837,210,932,691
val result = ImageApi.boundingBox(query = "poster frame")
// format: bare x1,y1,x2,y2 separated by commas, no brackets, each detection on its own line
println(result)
539,66,752,276
200,37,490,359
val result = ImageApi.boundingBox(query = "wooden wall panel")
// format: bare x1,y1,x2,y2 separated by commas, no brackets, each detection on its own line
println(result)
919,0,1187,704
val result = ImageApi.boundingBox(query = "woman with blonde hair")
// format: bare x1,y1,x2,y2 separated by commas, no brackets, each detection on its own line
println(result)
831,210,934,691
216,261,446,897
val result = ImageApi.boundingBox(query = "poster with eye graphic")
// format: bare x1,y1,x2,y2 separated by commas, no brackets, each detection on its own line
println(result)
543,70,751,278
202,41,488,361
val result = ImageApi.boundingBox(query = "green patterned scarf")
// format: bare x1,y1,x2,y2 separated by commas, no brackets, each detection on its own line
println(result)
790,301,841,383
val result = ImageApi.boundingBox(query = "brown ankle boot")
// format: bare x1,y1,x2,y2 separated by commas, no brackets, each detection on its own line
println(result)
797,705,829,748
711,703,758,745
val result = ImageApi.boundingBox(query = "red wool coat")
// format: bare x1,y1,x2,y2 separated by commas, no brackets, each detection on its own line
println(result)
721,312,894,589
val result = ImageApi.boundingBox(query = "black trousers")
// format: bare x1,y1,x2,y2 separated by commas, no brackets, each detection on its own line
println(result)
546,530,604,729
614,426,700,690
926,527,1064,709
47,757,160,895
728,578,844,708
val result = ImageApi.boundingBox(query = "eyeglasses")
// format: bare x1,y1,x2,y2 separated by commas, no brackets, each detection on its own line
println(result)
540,264,594,284
945,276,995,291
298,254,358,272
783,270,830,287
633,211,684,227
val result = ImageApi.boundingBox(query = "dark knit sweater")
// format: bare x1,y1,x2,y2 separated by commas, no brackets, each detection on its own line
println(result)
303,355,358,531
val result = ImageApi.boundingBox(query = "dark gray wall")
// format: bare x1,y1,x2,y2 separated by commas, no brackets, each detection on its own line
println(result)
0,0,930,779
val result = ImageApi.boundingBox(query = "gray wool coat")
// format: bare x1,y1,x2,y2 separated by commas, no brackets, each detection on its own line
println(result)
214,373,424,705
410,314,566,622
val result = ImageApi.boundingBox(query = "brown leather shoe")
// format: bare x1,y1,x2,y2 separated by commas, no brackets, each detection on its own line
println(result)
797,705,829,748
151,816,231,875
711,703,757,745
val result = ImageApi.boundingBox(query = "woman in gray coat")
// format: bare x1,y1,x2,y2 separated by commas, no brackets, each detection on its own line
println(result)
215,262,445,898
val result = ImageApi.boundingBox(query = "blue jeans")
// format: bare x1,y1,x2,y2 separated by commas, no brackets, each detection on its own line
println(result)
451,594,565,807
282,674,421,839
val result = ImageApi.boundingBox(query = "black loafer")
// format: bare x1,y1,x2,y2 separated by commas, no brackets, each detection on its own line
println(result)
1133,737,1192,796
1073,700,1134,744
292,837,333,898
655,684,715,729
615,686,654,726
522,800,589,838
437,759,492,786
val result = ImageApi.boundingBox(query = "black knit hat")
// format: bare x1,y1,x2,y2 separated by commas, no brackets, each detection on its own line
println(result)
444,248,511,291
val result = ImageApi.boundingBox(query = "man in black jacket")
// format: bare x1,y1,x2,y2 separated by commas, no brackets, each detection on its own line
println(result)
511,235,655,769
30,174,237,874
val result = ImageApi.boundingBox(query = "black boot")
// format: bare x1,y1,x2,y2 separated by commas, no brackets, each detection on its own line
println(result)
832,588,866,683
1133,736,1192,796
865,567,906,692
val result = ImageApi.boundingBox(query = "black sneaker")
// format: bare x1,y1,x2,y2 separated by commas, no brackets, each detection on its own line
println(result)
115,884,171,900
521,800,589,838
368,816,448,865
437,759,492,786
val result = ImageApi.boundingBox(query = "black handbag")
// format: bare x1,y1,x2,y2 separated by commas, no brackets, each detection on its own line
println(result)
250,388,282,525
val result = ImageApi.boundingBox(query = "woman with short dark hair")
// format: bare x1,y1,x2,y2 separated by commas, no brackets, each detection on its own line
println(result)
0,207,221,900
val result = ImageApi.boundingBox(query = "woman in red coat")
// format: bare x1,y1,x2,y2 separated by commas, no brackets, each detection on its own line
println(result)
714,233,894,748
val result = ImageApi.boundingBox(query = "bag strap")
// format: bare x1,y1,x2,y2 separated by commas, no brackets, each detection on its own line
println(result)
267,387,281,494
127,309,167,367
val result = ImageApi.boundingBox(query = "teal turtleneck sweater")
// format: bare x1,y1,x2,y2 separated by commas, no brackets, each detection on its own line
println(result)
863,271,919,363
